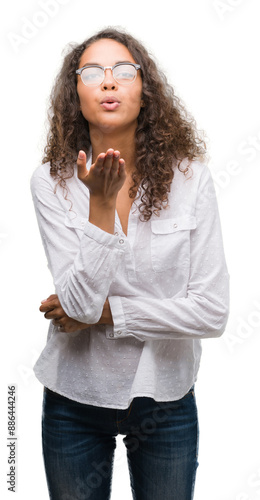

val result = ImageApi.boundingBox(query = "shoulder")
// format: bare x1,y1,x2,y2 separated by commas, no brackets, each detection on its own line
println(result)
172,158,212,189
175,158,210,178
30,163,88,214
30,162,78,195
168,158,215,212
30,162,55,194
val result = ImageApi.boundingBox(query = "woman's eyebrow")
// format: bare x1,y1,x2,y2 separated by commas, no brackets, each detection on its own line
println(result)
79,60,134,67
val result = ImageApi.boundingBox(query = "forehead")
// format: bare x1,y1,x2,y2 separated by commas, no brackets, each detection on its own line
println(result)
79,39,136,66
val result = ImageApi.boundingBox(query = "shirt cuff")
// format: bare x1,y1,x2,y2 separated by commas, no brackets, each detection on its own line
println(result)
106,296,127,339
84,220,127,250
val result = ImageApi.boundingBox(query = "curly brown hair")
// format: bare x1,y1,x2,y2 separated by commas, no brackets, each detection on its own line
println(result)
43,27,207,221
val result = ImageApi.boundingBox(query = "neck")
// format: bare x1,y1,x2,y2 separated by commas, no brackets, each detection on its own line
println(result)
89,125,137,174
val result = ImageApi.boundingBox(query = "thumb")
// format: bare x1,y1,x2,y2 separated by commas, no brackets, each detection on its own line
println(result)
41,294,57,304
77,150,88,181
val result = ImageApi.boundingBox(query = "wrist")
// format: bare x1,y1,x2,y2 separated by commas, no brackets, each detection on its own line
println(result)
90,194,117,210
89,196,116,234
98,300,113,325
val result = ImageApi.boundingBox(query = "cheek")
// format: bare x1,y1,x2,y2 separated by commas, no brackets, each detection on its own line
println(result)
77,85,93,112
126,87,143,114
133,82,143,109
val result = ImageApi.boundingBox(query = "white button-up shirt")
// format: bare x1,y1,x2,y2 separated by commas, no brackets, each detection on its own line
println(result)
31,155,229,408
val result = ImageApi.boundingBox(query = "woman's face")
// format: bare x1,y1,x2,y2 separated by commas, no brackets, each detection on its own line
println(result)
76,39,143,136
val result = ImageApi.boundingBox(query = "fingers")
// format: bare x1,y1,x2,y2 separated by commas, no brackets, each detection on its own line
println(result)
39,292,89,333
79,149,125,176
101,150,126,181
108,150,120,175
52,317,90,333
92,149,121,174
77,148,126,203
102,150,112,172
77,150,88,181
44,306,64,320
39,294,60,313
41,294,57,303
118,158,126,178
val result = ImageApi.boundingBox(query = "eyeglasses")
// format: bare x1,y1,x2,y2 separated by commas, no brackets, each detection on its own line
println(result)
76,63,141,87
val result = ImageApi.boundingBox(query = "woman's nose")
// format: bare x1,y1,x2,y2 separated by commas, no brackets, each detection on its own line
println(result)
101,68,118,90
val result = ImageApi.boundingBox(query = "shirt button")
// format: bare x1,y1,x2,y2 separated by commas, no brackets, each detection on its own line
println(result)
117,331,122,335
173,223,178,228
114,232,119,236
109,332,114,338
119,239,124,245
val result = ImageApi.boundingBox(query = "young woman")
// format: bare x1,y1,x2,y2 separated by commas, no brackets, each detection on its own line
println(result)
31,27,229,500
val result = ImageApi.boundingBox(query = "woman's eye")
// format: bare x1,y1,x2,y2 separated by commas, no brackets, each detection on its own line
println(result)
84,72,99,80
82,68,102,81
118,72,132,78
116,69,135,80
87,73,99,80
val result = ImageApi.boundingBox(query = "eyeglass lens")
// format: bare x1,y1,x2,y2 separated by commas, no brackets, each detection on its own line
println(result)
81,64,137,86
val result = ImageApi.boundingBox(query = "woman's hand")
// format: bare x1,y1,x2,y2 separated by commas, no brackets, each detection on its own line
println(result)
39,294,90,333
77,149,126,201
39,295,113,333
77,149,126,234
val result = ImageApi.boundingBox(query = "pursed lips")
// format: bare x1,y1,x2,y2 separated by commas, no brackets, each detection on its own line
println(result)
100,96,121,110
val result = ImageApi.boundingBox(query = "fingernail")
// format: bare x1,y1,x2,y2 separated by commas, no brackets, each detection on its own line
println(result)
78,150,85,159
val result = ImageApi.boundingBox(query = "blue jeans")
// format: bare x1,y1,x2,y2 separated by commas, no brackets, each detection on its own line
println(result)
42,387,199,500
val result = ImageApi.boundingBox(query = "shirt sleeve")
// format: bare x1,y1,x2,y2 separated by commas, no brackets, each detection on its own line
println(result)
30,167,126,324
108,166,230,340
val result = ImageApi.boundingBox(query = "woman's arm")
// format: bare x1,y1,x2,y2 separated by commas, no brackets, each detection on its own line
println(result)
39,294,113,333
31,150,126,326
107,166,230,341
39,164,229,340
77,149,126,233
